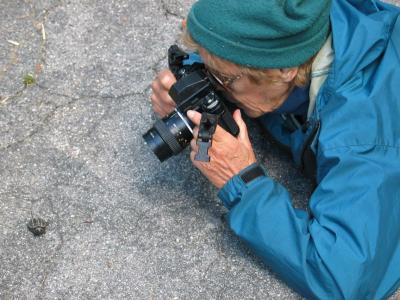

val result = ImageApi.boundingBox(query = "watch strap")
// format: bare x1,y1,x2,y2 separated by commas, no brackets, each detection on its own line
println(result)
240,163,265,184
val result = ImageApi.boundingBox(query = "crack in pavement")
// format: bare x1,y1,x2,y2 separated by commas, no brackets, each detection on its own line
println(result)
0,90,77,152
0,87,26,107
0,83,149,153
37,83,147,101
160,0,185,20
151,54,168,75
1,7,163,280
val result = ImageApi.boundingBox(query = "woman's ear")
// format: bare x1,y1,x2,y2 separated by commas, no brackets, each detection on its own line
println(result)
279,67,298,83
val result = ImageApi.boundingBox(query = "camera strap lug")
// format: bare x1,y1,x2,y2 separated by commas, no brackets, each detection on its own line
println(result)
195,113,219,162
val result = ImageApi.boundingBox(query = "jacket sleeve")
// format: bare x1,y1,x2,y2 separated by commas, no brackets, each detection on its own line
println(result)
218,146,400,299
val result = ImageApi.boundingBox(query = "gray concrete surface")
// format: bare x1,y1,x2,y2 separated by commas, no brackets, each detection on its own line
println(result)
0,0,399,299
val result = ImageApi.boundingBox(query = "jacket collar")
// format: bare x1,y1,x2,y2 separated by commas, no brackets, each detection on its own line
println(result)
307,33,334,119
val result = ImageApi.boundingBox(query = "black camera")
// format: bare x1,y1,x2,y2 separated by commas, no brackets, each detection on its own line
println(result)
143,45,240,162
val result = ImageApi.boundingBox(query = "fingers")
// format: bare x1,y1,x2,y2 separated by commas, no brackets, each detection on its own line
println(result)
151,93,175,117
186,109,251,147
192,126,199,140
150,75,176,107
150,69,177,117
187,109,231,142
190,138,197,152
158,69,176,90
150,80,175,106
190,127,199,152
232,109,250,142
186,110,202,126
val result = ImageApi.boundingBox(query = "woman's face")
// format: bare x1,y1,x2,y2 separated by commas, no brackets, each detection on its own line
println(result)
199,48,296,118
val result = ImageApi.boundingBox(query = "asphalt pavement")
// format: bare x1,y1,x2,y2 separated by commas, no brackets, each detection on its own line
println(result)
1,0,399,299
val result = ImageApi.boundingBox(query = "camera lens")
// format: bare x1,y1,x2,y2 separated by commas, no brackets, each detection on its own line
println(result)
143,110,194,162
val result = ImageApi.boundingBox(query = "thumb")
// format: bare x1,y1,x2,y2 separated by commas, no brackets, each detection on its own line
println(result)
233,109,250,142
186,110,202,126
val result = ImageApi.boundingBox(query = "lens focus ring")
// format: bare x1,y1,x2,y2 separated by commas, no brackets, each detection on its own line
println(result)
154,120,182,155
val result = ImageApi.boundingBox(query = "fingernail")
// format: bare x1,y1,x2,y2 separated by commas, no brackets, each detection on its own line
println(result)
187,110,195,119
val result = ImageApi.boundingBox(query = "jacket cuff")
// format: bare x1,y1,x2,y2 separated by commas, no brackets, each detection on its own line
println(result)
218,162,267,209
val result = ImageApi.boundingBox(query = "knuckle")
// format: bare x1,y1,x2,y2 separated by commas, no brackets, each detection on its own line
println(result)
159,75,168,86
151,80,159,91
210,146,219,155
160,72,175,88
210,149,220,160
204,161,212,170
163,95,174,105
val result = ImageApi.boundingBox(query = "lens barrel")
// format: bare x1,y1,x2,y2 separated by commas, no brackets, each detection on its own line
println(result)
143,110,193,162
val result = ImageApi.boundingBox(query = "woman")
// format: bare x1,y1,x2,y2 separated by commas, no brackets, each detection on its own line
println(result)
150,0,400,298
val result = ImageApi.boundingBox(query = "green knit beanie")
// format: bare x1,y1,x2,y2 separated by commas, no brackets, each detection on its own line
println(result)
187,0,331,68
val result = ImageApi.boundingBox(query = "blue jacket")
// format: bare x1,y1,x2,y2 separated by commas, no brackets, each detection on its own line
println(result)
218,1,400,299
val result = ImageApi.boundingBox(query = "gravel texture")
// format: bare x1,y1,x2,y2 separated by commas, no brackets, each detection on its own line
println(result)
1,0,399,299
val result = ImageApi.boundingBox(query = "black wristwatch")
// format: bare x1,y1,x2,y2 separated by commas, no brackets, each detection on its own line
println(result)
240,163,266,184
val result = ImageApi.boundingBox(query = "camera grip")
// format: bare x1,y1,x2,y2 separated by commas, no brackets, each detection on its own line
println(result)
218,108,240,137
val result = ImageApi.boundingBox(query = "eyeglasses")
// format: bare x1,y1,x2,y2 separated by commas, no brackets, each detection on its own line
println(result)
206,67,242,89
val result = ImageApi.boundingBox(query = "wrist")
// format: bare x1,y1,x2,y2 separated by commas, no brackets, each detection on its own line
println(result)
239,162,266,184
218,162,268,209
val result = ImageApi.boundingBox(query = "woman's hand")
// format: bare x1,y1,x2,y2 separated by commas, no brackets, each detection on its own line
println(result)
150,69,177,117
188,109,257,189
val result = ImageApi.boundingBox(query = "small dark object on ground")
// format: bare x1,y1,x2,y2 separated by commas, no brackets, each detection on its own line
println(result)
27,217,48,236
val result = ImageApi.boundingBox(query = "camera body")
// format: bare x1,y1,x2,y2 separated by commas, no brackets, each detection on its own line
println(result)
143,45,239,162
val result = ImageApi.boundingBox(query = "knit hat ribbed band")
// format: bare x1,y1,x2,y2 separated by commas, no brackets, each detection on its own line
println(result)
187,0,331,68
